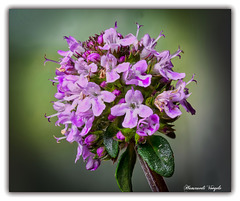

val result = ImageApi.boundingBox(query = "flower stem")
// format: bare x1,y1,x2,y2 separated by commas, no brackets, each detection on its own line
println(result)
136,148,169,192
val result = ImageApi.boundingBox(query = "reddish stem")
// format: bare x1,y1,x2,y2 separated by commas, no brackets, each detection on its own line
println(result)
136,148,169,192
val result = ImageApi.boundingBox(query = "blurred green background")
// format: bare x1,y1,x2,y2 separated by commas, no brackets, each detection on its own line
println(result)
9,9,231,192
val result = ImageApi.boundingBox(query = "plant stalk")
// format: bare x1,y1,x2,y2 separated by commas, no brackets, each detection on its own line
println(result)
136,147,169,192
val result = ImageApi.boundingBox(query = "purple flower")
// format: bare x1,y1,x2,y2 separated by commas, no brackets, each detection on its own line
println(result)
99,22,121,52
45,102,74,123
46,22,196,173
154,90,181,119
101,54,129,83
140,31,165,59
175,75,196,115
66,125,80,142
154,75,196,118
119,23,143,50
58,77,86,109
77,82,116,117
136,114,160,136
116,131,125,141
111,88,153,128
75,143,100,171
63,110,95,142
51,109,85,143
123,60,152,87
58,36,85,57
53,75,82,101
153,48,185,80
55,56,76,75
74,58,98,87
86,156,101,171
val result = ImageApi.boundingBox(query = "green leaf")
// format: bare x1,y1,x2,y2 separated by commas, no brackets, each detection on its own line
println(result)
115,143,136,192
134,133,140,143
120,128,136,142
145,96,153,107
137,135,174,177
103,123,119,158
126,51,140,64
120,128,133,135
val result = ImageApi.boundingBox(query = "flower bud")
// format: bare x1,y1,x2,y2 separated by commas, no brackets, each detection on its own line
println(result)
86,156,100,171
100,81,107,88
118,56,125,63
116,131,125,141
108,114,116,121
112,89,121,96
84,134,97,146
98,34,103,44
118,98,126,104
82,50,91,60
87,53,100,62
117,33,123,39
97,147,105,158
88,41,94,47
54,92,64,100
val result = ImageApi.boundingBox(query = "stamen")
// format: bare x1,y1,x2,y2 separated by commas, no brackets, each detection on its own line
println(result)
61,129,66,135
152,31,165,46
154,99,164,112
44,113,51,122
79,92,86,100
187,74,197,85
56,67,66,72
136,22,143,38
44,112,59,122
170,46,183,59
48,79,58,86
53,135,66,143
99,69,106,79
44,54,60,65
172,87,180,94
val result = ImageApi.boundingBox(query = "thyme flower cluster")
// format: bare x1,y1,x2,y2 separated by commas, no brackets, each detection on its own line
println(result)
45,22,196,171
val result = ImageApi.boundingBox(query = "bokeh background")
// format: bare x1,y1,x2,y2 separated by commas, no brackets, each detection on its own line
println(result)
9,9,231,192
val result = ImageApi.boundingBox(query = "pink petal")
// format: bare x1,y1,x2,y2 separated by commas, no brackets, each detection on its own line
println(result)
106,71,120,83
122,109,138,128
125,88,143,104
91,98,106,117
138,105,153,118
101,91,116,103
77,97,91,113
132,60,148,73
115,62,130,73
111,103,128,116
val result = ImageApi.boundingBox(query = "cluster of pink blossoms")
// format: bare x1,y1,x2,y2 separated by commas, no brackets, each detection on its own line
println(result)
45,22,196,171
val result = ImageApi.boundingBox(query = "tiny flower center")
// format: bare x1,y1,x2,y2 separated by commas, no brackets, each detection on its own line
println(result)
107,60,114,71
93,92,98,97
130,102,138,109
